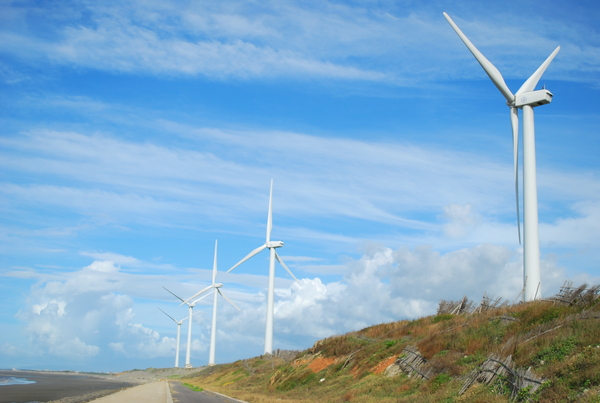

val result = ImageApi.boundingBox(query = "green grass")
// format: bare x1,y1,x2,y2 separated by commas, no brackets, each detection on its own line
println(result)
432,314,454,323
182,382,203,392
534,336,577,364
186,293,600,403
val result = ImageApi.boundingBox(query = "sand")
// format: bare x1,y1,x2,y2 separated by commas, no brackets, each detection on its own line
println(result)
0,367,205,403
0,370,136,403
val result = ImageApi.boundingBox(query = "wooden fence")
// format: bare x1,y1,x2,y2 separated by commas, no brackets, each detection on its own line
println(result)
460,353,544,399
385,346,432,380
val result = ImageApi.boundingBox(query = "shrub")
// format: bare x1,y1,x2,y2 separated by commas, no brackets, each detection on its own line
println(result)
385,340,397,348
535,337,577,364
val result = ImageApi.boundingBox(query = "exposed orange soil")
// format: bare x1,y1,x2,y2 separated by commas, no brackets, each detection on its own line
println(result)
371,356,397,374
307,357,337,373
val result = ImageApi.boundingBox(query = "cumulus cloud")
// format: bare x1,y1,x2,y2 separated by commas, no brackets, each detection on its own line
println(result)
217,243,569,355
5,238,580,367
13,260,198,361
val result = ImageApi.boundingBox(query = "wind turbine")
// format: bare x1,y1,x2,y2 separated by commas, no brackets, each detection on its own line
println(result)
226,179,298,354
181,240,241,366
443,13,560,301
163,285,211,368
158,308,189,368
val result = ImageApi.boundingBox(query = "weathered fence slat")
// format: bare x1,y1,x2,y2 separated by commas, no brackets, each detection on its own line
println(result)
460,353,544,399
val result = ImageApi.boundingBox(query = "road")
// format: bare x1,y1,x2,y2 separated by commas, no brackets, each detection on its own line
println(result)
169,382,248,403
89,380,172,402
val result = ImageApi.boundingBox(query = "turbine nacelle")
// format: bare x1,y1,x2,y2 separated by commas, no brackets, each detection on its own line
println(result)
514,89,553,108
267,240,284,248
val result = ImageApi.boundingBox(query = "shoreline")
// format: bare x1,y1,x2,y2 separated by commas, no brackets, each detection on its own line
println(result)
0,370,138,403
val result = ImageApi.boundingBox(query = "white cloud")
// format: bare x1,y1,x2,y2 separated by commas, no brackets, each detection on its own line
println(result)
218,243,570,353
0,128,509,233
2,1,598,83
4,235,589,366
443,203,481,239
49,337,100,359
81,252,140,266
12,260,197,361
1,342,19,357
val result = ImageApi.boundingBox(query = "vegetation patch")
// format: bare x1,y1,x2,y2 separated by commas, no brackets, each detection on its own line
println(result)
430,373,451,391
182,382,203,392
432,314,454,323
535,336,577,364
184,286,599,403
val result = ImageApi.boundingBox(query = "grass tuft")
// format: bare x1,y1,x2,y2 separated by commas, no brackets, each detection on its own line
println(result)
182,382,203,392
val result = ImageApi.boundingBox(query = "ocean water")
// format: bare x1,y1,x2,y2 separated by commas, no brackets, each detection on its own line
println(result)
0,375,36,386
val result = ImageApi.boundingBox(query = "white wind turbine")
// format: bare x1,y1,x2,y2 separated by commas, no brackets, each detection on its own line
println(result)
164,285,211,368
227,179,298,354
158,308,190,368
181,240,241,366
443,13,560,301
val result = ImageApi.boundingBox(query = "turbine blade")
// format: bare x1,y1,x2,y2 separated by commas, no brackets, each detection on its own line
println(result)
180,284,213,306
158,307,177,323
218,289,241,311
516,46,560,95
181,308,201,323
212,240,218,285
226,244,268,273
275,251,299,282
510,107,522,245
266,179,273,243
443,12,514,104
192,288,215,305
163,287,187,304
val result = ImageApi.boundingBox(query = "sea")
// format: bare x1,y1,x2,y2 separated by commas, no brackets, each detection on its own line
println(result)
0,375,36,386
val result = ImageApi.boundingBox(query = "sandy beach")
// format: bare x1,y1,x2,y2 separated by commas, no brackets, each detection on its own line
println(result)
0,370,137,403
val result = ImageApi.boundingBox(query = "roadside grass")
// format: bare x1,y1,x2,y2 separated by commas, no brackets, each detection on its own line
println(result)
182,382,203,392
187,295,600,403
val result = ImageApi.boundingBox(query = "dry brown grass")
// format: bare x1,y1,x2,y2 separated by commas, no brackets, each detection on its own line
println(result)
359,320,411,339
186,295,600,403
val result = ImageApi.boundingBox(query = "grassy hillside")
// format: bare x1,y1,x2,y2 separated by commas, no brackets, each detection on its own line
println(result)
186,286,600,402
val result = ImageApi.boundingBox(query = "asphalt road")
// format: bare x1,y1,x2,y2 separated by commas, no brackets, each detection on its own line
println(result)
169,382,248,403
0,370,136,403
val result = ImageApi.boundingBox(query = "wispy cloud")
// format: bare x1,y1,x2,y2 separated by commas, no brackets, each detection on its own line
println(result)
2,1,599,83
2,123,599,250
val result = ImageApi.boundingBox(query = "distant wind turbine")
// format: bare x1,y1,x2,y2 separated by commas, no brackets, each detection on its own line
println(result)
181,240,241,366
158,308,191,368
227,179,299,354
164,285,211,368
443,12,560,301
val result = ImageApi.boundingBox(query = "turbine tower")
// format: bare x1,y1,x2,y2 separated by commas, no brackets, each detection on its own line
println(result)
164,286,211,368
227,179,298,354
158,308,189,368
443,13,560,301
181,240,241,366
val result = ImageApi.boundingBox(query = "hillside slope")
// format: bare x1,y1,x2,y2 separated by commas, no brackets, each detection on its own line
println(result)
186,285,600,402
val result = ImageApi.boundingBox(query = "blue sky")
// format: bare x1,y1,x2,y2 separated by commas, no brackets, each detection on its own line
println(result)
1,0,599,372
